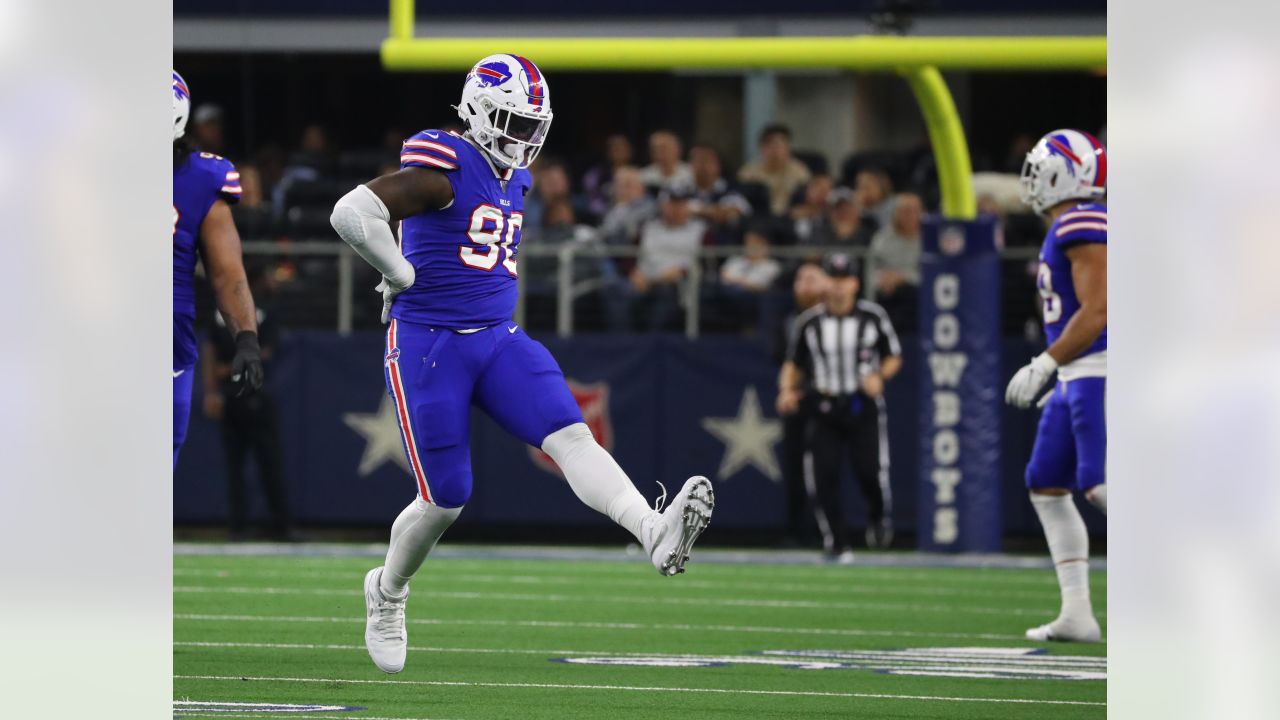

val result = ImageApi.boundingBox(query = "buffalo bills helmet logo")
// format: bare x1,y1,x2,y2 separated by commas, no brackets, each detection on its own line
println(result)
472,62,512,88
172,71,190,101
1046,135,1082,177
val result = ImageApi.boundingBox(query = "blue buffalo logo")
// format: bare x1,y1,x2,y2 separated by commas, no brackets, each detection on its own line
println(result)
472,62,512,88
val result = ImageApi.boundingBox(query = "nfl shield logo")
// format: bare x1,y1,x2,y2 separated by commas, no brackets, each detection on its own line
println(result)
529,380,614,475
940,226,966,256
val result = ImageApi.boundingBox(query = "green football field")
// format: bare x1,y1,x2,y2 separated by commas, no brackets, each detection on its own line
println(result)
173,545,1106,719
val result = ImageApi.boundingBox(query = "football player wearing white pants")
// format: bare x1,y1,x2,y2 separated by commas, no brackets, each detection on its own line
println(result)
1007,129,1109,643
330,54,715,674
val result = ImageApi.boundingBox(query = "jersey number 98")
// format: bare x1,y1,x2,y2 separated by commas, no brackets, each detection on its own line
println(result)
460,204,521,276
1036,262,1062,323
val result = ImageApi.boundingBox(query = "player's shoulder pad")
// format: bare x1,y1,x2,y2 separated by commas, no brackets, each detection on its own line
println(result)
193,150,242,204
1051,201,1107,245
400,129,462,173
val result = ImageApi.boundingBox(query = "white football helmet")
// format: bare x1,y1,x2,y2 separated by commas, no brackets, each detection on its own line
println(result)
456,54,552,170
173,70,191,141
1019,129,1107,214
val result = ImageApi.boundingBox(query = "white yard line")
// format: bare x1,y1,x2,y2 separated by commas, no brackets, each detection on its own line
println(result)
173,542,1107,572
175,641,1107,669
174,554,1102,586
171,568,1063,600
174,612,1044,642
173,674,1106,708
173,584,1102,618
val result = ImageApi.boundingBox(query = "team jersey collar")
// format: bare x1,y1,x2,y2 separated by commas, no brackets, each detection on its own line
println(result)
462,131,515,182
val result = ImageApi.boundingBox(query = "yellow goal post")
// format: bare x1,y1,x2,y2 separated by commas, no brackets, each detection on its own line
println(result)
381,0,1106,219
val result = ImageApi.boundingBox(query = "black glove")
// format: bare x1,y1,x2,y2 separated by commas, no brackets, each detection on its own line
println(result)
230,331,265,396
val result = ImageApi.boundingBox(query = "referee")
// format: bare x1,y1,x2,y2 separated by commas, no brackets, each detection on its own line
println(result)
777,254,903,561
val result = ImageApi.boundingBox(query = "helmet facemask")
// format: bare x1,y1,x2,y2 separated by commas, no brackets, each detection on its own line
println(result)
470,96,551,170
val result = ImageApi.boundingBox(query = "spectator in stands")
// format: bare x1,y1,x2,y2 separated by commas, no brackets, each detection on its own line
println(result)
640,130,693,193
854,168,894,233
805,187,874,249
628,186,706,331
583,133,634,219
721,226,782,295
688,144,751,245
790,173,835,242
869,192,924,332
523,160,572,241
191,104,227,156
598,165,656,246
738,124,811,216
271,124,335,219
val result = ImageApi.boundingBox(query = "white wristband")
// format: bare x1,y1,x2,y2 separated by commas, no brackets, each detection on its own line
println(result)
1033,351,1059,374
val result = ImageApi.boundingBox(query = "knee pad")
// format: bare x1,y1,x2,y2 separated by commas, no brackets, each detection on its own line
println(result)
541,422,595,464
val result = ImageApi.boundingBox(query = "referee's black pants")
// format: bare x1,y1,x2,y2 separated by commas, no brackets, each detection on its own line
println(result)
804,392,889,554
781,399,818,544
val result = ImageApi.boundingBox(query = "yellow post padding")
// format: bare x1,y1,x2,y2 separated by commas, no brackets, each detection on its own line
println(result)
380,35,1105,72
903,66,976,219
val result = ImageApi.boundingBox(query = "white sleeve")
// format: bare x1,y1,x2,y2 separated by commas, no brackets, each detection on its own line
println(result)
330,184,414,288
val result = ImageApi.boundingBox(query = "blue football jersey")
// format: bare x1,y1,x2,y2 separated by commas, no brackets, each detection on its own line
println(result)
173,150,241,368
1037,201,1107,356
390,130,532,330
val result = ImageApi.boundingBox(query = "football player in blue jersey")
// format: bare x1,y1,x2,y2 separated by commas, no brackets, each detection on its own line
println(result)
172,70,263,466
1006,129,1108,643
330,54,715,674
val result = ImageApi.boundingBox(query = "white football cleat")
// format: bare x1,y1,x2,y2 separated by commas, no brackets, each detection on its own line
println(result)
363,567,409,673
1026,614,1102,643
643,476,714,576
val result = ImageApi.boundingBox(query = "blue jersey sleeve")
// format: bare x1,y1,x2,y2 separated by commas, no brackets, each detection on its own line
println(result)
1051,204,1106,249
194,151,241,205
400,130,463,173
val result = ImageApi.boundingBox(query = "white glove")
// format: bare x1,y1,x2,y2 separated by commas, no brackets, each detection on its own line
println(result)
1005,352,1058,409
376,265,415,324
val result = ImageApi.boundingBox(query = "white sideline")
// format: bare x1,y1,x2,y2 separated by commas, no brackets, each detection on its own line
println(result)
173,585,1106,618
173,674,1106,707
175,715,450,720
174,612,1037,642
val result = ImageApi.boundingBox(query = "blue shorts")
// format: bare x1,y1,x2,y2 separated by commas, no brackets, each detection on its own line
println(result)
383,319,584,508
173,364,195,468
1025,376,1106,491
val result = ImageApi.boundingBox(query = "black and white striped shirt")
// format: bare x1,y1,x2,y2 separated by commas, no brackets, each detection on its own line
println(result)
787,301,902,397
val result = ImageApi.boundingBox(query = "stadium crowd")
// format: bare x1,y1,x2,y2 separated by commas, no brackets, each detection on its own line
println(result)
186,104,1047,339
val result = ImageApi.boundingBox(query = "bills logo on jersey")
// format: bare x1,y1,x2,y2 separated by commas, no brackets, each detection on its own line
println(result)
529,380,613,475
472,62,512,88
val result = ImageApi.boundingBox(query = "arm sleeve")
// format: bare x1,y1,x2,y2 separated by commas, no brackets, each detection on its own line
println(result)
787,315,812,368
330,185,414,287
216,159,242,204
875,308,902,357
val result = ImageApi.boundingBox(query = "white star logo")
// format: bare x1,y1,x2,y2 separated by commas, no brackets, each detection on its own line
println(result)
342,395,409,476
700,386,784,483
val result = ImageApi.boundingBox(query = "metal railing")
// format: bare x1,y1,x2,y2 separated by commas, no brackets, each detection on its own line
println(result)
242,239,1039,337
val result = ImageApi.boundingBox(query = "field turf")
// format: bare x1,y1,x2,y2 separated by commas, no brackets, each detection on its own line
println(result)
173,545,1106,719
